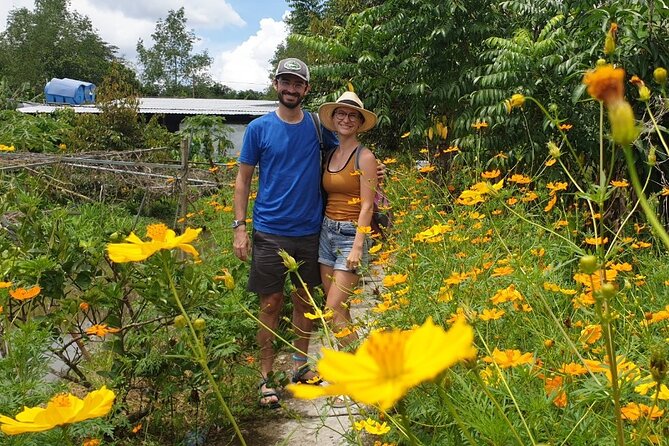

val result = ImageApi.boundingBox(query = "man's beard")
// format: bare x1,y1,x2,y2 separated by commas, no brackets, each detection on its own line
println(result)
278,92,302,109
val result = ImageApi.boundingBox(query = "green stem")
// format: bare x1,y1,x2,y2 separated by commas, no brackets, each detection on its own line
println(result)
589,274,624,446
396,400,421,446
161,253,247,446
622,146,669,250
645,102,669,157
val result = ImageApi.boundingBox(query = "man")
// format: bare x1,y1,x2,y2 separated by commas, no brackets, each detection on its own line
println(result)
232,58,338,409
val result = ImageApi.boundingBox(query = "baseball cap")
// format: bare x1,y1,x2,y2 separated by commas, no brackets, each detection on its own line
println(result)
275,58,310,82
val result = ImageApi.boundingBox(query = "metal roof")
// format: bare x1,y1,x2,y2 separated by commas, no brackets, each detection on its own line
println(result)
17,97,278,116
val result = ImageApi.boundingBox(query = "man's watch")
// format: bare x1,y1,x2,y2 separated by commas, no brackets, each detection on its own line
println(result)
231,219,247,229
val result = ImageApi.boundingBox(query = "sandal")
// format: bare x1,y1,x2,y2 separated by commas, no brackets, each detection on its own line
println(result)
258,379,281,409
291,355,323,385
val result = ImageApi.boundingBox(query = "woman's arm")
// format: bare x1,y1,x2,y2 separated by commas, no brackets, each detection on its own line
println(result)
346,148,378,270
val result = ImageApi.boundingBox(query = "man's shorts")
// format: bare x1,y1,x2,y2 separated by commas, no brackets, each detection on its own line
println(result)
248,230,321,295
318,216,369,273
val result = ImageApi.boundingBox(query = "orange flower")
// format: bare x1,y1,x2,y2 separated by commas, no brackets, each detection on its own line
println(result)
472,121,489,130
481,170,501,179
558,124,573,131
508,174,532,184
86,324,121,337
621,403,664,421
479,308,506,321
610,179,629,188
483,348,534,369
583,64,625,105
9,285,41,301
559,362,589,376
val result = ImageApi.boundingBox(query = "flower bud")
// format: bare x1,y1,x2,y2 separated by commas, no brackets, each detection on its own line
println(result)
596,58,607,67
278,249,299,272
648,146,656,166
193,318,206,331
174,315,187,329
638,85,651,102
600,282,617,299
607,100,639,146
654,67,667,85
579,255,598,274
547,141,561,159
650,349,667,384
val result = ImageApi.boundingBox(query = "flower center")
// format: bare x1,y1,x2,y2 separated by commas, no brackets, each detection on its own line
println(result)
51,393,72,408
146,223,168,241
364,330,407,379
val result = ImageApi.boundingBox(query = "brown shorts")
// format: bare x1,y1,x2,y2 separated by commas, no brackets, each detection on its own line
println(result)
248,230,321,295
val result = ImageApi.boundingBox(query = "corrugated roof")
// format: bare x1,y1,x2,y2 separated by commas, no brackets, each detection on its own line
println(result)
17,97,278,116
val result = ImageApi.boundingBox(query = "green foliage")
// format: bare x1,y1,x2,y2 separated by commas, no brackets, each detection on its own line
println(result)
178,115,233,163
0,0,121,97
0,109,71,152
136,8,213,97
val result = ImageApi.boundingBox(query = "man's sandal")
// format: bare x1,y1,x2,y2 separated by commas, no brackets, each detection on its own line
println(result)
291,354,323,385
258,379,281,409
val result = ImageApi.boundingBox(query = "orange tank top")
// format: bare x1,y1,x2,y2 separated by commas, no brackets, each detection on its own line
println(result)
323,148,361,221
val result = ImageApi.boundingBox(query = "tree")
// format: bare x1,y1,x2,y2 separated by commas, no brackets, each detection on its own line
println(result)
0,0,120,97
136,8,213,97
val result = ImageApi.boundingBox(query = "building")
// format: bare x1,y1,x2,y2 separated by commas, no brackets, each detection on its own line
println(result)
17,97,278,153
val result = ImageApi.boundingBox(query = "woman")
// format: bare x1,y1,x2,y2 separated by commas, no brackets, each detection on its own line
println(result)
317,91,378,349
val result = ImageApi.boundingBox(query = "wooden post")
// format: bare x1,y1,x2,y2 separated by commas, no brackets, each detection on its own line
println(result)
176,137,190,232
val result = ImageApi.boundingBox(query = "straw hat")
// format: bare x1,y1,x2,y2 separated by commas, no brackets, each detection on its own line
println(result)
318,91,378,133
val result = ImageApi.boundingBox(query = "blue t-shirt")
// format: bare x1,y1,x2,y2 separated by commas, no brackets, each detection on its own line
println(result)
239,111,337,237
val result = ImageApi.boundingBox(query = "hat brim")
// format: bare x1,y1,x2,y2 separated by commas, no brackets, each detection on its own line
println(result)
318,103,377,133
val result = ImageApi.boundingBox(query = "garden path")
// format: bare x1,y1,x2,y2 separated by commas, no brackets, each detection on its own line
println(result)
234,268,382,446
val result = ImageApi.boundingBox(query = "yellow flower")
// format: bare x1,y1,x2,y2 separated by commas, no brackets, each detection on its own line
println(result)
579,324,602,344
585,236,608,246
9,285,41,301
0,144,16,152
481,169,500,179
0,281,12,288
504,93,525,113
472,121,489,130
559,124,573,131
304,308,334,320
357,225,372,234
0,387,115,435
479,308,505,321
83,439,101,446
383,273,408,287
401,132,411,138
491,266,514,277
483,348,534,369
107,224,202,263
214,269,235,290
86,324,121,337
287,318,476,410
354,418,391,435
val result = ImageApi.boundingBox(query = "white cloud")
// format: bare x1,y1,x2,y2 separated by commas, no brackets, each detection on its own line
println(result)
212,17,288,92
1,1,288,92
1,0,245,61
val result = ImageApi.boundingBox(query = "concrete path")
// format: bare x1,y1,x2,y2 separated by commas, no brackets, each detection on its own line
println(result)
235,270,381,446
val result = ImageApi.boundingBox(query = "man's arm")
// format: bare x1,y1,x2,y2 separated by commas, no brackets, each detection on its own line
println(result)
232,163,255,261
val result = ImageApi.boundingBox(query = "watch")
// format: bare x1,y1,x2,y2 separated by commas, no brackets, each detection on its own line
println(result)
231,219,247,229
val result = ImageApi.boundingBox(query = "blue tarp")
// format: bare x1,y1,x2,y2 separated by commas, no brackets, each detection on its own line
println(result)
45,78,96,105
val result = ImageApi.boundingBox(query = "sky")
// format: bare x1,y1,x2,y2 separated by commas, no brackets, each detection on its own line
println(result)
0,0,290,92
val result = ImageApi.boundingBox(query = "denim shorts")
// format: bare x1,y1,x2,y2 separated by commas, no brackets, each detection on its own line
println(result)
318,216,369,272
